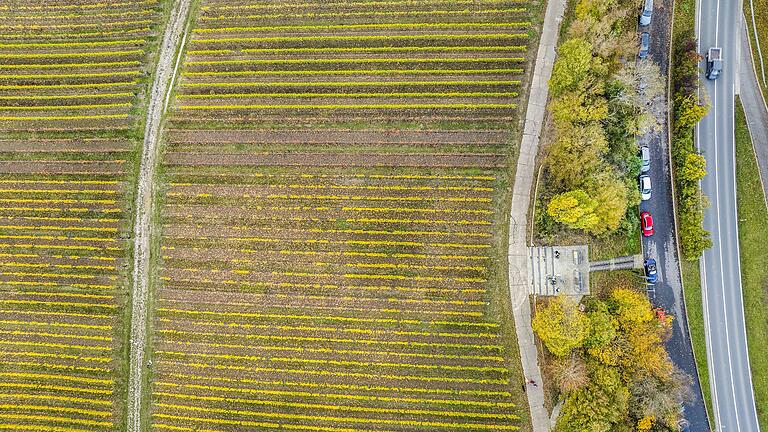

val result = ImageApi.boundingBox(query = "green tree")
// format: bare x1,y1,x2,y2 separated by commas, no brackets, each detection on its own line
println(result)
549,84,609,126
679,152,707,182
546,123,608,190
547,190,601,232
586,173,629,235
555,365,630,432
549,38,594,97
674,92,710,131
532,296,589,357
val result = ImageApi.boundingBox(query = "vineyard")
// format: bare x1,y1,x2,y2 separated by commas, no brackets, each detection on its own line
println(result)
0,0,163,431
152,0,536,431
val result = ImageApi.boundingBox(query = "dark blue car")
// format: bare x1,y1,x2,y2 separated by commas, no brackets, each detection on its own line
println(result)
645,259,658,284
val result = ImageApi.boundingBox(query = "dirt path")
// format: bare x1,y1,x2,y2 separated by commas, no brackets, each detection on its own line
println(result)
126,0,192,431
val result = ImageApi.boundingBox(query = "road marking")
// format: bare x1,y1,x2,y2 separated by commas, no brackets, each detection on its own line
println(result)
713,74,741,432
730,80,762,430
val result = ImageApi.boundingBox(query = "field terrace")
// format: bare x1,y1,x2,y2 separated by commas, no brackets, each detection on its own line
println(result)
152,0,535,431
0,0,164,430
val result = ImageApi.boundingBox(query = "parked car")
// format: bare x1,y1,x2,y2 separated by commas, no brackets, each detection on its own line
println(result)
641,211,654,236
645,258,658,284
640,0,653,26
639,32,650,58
640,145,651,172
639,174,652,200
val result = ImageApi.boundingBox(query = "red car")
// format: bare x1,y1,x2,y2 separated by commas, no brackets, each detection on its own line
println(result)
641,211,654,236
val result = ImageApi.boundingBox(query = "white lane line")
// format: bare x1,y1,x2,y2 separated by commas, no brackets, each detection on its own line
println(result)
713,76,741,432
715,0,721,46
731,80,762,430
701,254,722,430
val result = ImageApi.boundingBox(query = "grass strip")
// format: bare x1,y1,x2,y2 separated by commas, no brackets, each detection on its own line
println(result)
735,97,768,430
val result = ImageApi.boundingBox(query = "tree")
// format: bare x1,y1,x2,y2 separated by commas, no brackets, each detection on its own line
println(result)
549,84,609,126
546,190,601,232
674,92,710,131
679,152,707,182
555,365,630,432
585,173,628,235
546,123,608,190
532,296,589,357
584,303,616,348
549,38,594,97
629,367,693,427
549,353,590,393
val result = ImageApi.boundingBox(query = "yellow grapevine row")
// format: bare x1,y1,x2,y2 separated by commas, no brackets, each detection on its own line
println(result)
201,0,517,12
186,57,525,66
157,317,497,339
161,360,508,385
154,404,519,430
0,114,129,121
191,33,528,44
166,171,496,181
1,360,110,374
156,381,513,409
276,249,489,260
0,61,140,70
0,309,111,320
0,299,116,310
0,243,121,252
0,414,110,428
0,340,111,353
160,276,486,296
179,92,517,99
0,80,138,90
164,371,511,398
155,391,515,419
156,350,507,374
157,307,494,327
2,9,154,20
0,371,112,385
158,329,502,351
193,22,529,33
181,77,517,86
2,382,112,396
0,350,111,363
0,319,110,331
0,0,157,11
198,7,525,21
185,70,522,77
171,183,492,193
190,46,525,55
0,393,109,406
163,339,502,362
0,261,115,271
0,252,117,262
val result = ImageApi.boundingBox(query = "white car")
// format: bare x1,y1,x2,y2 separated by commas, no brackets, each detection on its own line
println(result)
640,175,652,201
640,146,651,172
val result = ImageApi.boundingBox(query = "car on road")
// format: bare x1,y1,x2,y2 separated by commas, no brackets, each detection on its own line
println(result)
641,211,654,236
639,174,652,200
639,0,653,26
645,258,658,284
705,47,722,80
639,32,650,58
640,145,651,172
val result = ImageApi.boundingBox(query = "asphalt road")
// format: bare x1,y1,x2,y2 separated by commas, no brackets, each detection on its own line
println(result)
638,0,709,427
696,0,762,429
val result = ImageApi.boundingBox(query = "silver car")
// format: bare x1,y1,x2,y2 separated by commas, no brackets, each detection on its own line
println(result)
640,0,653,26
639,32,650,59
640,174,652,201
640,146,651,172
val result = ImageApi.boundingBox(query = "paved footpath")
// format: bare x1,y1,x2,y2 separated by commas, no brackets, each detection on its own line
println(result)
740,19,768,203
507,0,567,430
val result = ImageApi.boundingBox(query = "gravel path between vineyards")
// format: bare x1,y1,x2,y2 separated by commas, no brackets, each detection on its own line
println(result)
126,1,192,431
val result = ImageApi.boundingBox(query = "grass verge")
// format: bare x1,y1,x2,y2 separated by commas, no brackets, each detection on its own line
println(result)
735,97,768,430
